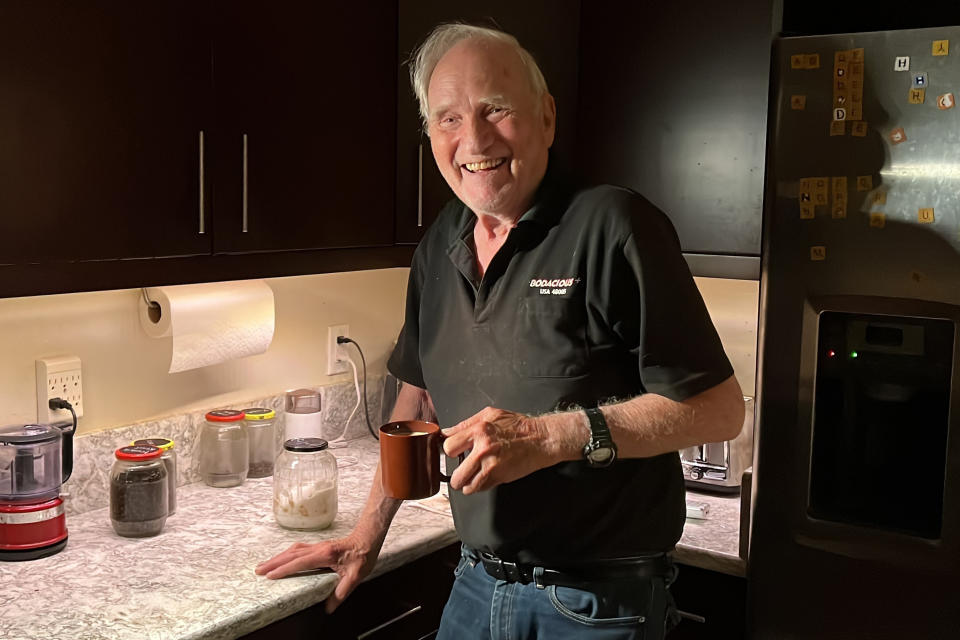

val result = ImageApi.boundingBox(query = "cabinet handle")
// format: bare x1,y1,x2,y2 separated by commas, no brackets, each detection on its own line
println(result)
357,604,422,639
417,142,423,228
242,134,249,233
199,131,205,234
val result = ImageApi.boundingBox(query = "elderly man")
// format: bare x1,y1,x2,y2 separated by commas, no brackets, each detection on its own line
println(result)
257,23,744,639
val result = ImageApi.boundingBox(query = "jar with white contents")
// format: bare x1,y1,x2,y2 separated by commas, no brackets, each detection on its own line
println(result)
273,438,338,530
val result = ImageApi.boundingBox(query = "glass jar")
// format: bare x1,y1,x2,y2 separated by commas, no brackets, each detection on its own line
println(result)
110,445,169,537
199,410,248,488
273,438,338,530
243,408,277,478
132,438,177,515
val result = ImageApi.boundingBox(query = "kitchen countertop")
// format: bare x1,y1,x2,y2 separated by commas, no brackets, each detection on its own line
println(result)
0,437,744,639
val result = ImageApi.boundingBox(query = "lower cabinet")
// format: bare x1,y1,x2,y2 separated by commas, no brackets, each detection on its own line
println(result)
668,563,747,639
241,542,460,640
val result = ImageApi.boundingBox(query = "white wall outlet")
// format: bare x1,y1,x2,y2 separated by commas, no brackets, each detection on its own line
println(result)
326,324,350,375
36,356,84,423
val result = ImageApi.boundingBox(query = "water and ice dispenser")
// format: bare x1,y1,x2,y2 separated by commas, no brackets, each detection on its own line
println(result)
809,311,954,539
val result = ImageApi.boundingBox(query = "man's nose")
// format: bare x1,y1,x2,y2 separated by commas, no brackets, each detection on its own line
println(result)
462,116,494,154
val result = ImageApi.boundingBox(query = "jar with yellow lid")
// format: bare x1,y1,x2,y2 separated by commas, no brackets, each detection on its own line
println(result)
132,437,177,515
244,408,277,478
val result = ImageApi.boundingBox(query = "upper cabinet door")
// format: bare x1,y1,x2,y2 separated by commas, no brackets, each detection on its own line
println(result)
577,0,774,257
0,2,212,264
395,1,582,244
212,1,397,253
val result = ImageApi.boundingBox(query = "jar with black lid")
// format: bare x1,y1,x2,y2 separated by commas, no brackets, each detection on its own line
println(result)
110,445,169,537
131,438,177,515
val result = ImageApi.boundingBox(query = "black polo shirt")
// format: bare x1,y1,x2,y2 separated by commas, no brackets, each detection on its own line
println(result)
387,170,733,565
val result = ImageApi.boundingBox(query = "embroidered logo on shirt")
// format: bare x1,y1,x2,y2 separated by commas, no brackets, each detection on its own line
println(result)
529,277,578,295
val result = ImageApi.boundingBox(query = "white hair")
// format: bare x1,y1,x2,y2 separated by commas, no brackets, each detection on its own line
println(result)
409,23,549,131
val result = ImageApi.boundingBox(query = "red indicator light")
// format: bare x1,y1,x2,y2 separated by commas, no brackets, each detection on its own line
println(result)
827,350,836,357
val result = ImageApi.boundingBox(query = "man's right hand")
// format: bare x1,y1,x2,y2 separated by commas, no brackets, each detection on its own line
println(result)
255,533,380,613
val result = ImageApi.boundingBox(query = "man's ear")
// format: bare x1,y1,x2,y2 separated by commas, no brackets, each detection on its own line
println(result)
541,93,557,148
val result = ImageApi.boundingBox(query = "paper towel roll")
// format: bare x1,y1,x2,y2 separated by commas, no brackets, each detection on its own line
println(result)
139,280,275,373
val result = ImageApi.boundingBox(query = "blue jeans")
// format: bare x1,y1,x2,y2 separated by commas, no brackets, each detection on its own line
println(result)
436,546,678,640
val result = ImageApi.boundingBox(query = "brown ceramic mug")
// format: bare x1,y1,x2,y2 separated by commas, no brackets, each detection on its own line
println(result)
379,420,458,499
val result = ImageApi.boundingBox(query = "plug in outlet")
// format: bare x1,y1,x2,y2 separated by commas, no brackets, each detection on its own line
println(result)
326,325,350,375
36,356,84,423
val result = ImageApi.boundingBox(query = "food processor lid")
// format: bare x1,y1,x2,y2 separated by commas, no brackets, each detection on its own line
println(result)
284,437,329,452
0,424,59,445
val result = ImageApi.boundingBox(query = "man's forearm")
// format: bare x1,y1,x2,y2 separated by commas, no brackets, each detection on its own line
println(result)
354,382,437,548
537,375,745,462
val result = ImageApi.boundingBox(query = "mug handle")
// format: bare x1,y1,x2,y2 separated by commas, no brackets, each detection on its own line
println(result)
437,431,465,483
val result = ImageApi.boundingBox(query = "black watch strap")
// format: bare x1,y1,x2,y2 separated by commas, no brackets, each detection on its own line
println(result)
583,407,618,467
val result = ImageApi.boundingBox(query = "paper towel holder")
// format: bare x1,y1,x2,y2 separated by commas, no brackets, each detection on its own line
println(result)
141,288,162,324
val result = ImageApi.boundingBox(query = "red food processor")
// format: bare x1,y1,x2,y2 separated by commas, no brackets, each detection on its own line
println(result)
0,421,76,561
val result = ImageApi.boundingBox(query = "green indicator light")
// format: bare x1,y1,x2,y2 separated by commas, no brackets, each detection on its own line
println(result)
850,351,858,358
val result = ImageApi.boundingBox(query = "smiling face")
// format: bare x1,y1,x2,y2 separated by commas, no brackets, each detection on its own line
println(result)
427,38,556,222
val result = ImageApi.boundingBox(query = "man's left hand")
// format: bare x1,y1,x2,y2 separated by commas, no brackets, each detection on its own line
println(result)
441,407,558,494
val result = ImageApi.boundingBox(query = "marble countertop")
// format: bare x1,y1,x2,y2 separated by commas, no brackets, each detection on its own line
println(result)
0,437,744,640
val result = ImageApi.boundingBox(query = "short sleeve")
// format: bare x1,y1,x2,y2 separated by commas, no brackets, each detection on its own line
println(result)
607,196,734,402
387,245,428,389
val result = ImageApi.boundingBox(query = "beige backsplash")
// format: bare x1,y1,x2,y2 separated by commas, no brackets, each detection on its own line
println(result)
693,276,760,397
0,269,410,435
0,267,757,442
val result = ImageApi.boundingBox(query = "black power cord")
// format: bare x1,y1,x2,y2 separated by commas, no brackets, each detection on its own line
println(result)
48,397,78,433
337,336,378,440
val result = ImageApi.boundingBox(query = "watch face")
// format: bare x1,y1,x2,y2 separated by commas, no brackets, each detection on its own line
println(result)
588,448,613,463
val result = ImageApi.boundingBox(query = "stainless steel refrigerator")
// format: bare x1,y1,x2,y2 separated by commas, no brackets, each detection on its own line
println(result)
750,25,960,639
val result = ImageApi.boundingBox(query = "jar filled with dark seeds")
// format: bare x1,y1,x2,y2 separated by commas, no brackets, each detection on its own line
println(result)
110,445,169,537
132,438,177,515
243,408,277,478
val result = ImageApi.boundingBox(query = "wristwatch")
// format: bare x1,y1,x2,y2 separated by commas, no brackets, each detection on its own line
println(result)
582,407,618,468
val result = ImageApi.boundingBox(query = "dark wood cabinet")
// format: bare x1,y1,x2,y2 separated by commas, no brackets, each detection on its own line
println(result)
669,563,747,639
212,1,397,253
241,542,461,640
395,1,581,244
0,1,411,298
0,2,211,264
576,0,776,264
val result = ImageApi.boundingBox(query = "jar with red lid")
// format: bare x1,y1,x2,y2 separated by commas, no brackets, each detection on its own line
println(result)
110,445,169,537
198,410,248,487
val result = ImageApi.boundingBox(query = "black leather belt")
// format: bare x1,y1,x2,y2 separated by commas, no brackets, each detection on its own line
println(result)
474,549,672,590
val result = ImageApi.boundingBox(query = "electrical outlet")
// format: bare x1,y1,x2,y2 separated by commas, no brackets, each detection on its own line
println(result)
36,356,84,423
326,324,350,375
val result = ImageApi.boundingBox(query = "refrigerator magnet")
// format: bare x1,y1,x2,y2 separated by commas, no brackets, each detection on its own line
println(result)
888,127,907,144
851,121,868,137
894,56,910,71
810,246,826,261
830,120,846,136
912,73,927,89
932,40,949,56
856,175,874,191
909,88,926,104
937,93,955,110
791,95,807,110
918,208,935,224
869,213,886,228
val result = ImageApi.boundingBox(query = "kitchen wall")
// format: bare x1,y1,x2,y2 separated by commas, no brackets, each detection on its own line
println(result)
0,269,410,435
694,277,760,398
0,269,758,438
